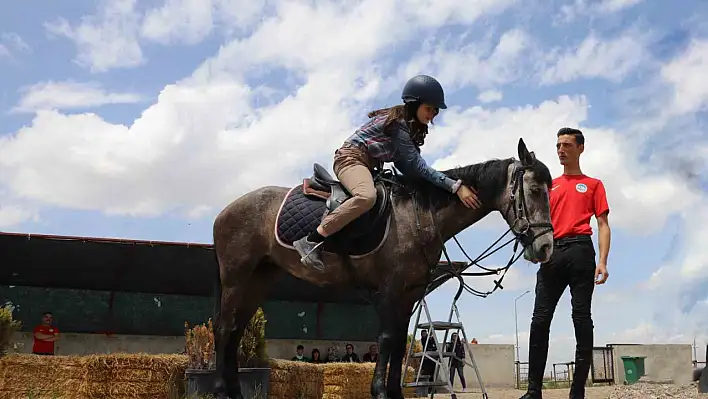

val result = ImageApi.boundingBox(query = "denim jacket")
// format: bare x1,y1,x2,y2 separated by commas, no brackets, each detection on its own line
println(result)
344,114,461,193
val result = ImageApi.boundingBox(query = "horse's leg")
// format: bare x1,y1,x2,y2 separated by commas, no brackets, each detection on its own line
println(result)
215,259,276,399
370,289,401,399
386,300,415,399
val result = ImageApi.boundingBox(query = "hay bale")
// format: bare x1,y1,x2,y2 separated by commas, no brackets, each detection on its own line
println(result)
268,359,324,399
80,353,188,398
0,354,85,398
323,362,373,398
0,353,189,399
321,362,417,399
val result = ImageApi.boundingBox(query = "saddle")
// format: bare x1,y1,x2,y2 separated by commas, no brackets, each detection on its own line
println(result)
302,163,392,239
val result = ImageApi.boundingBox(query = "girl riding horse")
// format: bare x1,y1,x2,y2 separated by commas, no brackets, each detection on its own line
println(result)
294,74,481,270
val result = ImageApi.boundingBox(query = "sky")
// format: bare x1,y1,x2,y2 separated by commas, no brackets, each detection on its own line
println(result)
2,0,708,376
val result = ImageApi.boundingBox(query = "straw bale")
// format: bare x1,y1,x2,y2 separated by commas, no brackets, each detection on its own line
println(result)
0,354,86,397
267,359,324,399
80,381,175,398
320,362,418,399
0,353,188,399
322,362,375,399
82,353,187,382
79,353,187,398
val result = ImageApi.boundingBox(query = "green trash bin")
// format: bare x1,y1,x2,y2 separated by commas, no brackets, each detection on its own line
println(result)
621,356,647,384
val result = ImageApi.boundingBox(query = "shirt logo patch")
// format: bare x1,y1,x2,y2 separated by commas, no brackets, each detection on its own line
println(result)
575,183,587,193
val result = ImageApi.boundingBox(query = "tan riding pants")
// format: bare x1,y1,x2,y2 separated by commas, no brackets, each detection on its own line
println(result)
319,144,377,236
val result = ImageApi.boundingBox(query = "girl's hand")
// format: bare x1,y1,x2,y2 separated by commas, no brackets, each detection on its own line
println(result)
457,185,482,209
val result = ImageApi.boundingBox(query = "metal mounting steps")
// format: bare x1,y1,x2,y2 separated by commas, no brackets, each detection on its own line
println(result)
402,294,489,399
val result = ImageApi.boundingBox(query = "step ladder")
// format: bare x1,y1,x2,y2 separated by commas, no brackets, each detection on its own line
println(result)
402,287,489,398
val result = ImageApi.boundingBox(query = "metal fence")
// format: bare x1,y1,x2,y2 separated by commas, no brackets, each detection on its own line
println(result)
591,346,615,384
515,361,529,389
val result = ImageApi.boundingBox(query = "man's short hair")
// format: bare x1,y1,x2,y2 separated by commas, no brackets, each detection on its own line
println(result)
297,344,304,350
557,127,585,146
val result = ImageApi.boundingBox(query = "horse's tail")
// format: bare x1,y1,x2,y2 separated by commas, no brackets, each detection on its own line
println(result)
212,247,222,325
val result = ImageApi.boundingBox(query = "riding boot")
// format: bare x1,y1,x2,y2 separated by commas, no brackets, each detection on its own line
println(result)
293,236,325,271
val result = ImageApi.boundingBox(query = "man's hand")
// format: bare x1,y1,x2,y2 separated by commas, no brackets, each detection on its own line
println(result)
595,262,609,284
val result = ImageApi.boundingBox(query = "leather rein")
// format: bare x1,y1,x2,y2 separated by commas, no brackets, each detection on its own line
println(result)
386,161,554,300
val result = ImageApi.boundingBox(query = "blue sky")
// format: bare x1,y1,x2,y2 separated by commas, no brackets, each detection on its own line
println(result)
2,0,708,373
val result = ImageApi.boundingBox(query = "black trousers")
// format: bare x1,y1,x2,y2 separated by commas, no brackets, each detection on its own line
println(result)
450,362,466,388
526,235,596,399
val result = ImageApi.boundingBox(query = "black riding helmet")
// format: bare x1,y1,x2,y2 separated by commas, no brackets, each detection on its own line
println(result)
401,74,447,110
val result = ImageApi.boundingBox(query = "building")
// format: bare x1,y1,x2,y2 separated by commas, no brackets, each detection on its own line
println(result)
0,231,463,358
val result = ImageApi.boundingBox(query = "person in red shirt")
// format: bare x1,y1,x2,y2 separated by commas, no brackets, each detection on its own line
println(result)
520,127,611,399
32,312,60,355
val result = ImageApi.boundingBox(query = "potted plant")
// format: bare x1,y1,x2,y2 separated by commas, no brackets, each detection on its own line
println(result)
184,319,216,395
237,307,269,399
183,308,269,398
0,304,22,357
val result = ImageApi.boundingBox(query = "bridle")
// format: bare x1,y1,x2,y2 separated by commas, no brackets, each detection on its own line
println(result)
505,162,555,248
413,159,555,300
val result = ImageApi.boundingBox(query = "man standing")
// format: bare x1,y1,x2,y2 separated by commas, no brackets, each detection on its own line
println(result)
32,311,60,355
520,127,611,399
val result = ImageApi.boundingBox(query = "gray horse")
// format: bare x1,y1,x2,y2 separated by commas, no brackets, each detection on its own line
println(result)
212,138,554,399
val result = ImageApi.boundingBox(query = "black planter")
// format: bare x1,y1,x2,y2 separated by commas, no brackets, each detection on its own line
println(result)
185,368,216,396
184,367,270,398
238,367,270,399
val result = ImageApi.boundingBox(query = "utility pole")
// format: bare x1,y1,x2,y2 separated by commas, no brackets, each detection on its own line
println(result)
515,290,531,362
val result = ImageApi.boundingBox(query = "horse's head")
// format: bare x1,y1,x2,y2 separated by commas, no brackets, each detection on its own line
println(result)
497,138,555,264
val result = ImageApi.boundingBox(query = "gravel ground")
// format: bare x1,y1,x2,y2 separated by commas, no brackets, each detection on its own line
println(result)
607,381,708,398
411,386,612,398
416,382,708,398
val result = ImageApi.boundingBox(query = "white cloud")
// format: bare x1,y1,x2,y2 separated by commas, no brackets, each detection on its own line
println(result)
140,0,216,45
597,0,644,13
1,32,31,54
540,29,650,85
0,45,8,58
44,0,144,72
140,0,267,45
400,29,531,92
661,39,708,115
558,0,644,23
478,90,503,103
46,0,516,74
14,81,143,113
0,205,38,228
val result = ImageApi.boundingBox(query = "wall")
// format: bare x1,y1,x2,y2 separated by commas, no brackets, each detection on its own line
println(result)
609,344,693,385
10,332,376,361
433,344,516,389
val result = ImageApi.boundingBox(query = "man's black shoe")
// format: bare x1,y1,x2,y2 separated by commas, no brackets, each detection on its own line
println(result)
518,392,540,399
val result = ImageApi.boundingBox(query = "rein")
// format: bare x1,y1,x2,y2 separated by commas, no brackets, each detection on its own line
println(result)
400,161,554,301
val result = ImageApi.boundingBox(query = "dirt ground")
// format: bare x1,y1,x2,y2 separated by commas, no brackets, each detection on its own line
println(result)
420,386,615,398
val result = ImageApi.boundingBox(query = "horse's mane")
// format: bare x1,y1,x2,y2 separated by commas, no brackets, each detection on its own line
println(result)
388,157,552,211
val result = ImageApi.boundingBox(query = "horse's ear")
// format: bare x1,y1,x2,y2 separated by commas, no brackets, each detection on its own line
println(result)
518,138,533,166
